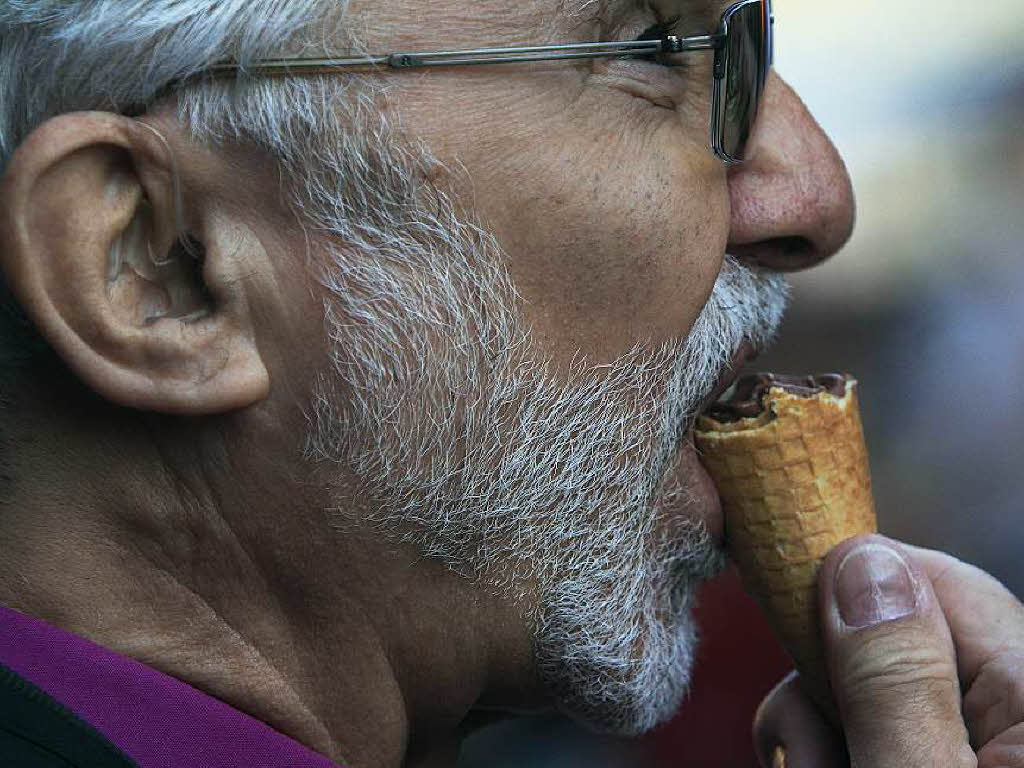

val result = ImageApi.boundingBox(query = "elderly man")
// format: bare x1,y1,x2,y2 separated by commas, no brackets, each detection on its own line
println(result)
0,2,1022,767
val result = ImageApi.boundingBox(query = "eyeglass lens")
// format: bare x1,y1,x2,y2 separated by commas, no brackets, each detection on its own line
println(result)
722,0,771,161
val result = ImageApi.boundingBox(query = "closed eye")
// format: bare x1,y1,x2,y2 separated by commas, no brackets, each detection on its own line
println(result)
632,15,685,67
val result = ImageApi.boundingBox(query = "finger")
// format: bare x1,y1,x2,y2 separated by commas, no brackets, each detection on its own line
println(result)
753,671,848,768
975,723,1024,768
819,534,975,768
901,543,1024,752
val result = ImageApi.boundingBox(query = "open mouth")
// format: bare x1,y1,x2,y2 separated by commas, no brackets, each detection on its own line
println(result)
698,340,759,416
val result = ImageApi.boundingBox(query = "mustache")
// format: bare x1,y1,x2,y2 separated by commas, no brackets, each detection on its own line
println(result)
657,255,790,453
682,255,790,410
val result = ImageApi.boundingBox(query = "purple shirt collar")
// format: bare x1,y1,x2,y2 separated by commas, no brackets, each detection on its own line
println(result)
0,604,341,767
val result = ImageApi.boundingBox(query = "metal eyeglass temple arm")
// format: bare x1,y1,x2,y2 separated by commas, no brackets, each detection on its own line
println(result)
205,34,723,76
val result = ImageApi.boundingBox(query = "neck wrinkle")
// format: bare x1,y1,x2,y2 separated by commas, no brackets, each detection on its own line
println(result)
0,391,529,768
0,440,411,767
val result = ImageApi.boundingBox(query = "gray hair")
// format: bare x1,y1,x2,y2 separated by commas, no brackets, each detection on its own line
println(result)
0,1,341,163
0,0,362,369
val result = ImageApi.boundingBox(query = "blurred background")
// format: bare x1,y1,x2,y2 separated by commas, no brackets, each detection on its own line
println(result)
459,1,1024,765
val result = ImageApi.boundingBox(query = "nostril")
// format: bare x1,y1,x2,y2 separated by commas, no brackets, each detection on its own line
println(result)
727,236,819,272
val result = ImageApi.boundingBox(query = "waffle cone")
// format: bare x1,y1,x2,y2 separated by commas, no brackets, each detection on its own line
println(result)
694,376,876,722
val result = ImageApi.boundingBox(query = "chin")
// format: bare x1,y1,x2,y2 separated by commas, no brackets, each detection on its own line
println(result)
534,574,706,737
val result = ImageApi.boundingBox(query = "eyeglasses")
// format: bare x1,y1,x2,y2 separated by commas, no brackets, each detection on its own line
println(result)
206,0,773,165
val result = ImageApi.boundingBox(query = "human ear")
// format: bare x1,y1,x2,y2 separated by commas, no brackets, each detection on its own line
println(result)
0,112,269,414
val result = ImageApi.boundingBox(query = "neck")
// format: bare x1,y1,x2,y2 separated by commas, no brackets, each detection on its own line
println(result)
0,394,537,767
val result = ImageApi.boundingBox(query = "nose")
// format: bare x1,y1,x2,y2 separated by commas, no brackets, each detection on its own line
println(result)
726,73,855,272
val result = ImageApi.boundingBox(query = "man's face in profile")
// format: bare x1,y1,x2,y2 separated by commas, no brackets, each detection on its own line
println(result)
0,0,854,757
295,0,852,735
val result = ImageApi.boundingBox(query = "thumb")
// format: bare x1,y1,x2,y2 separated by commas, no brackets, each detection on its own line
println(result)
820,535,974,768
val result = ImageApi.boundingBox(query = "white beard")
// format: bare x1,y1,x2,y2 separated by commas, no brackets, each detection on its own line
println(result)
299,133,789,735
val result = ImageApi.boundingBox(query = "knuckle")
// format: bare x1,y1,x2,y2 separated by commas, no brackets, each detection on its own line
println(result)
843,670,959,722
845,664,958,708
839,637,959,708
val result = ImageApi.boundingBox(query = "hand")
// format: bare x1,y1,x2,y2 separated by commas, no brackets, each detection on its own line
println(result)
753,534,1024,767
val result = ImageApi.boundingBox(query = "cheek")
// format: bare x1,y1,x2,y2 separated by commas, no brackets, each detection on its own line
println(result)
480,118,731,364
389,69,731,366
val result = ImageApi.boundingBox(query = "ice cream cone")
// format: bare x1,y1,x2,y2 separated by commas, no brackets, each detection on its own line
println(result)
694,374,876,723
